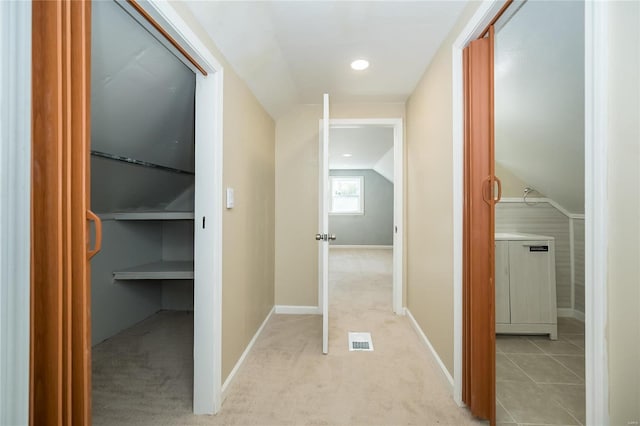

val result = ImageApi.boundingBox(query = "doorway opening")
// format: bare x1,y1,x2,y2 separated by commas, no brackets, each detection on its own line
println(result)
452,1,607,425
29,0,224,420
318,117,404,355
90,0,197,420
493,1,586,424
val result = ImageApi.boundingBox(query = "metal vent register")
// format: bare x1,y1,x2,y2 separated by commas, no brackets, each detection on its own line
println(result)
348,332,374,352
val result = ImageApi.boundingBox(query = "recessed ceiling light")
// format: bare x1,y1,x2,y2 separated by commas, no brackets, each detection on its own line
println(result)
350,59,369,71
343,153,353,157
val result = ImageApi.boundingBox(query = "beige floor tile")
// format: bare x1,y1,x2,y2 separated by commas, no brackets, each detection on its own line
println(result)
506,354,583,384
557,318,585,335
528,338,584,355
552,355,585,380
537,383,586,425
496,380,579,425
497,400,516,423
497,336,544,354
562,334,585,349
497,353,533,383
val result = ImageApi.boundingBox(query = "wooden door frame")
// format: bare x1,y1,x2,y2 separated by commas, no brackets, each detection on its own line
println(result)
451,1,610,425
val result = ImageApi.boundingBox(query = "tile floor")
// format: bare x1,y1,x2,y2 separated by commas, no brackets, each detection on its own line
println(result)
496,317,586,426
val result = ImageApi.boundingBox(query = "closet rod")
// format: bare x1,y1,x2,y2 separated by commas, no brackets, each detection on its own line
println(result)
91,150,195,175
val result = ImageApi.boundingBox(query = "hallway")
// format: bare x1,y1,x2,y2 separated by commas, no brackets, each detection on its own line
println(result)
93,249,480,425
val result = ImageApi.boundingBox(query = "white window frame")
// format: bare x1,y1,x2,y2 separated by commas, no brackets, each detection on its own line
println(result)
329,175,364,215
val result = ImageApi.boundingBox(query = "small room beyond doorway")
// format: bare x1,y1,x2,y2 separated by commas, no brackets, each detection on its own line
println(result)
327,125,395,317
493,1,586,424
90,1,197,421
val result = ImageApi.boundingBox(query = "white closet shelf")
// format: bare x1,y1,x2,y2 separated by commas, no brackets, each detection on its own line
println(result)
113,211,194,220
113,260,194,280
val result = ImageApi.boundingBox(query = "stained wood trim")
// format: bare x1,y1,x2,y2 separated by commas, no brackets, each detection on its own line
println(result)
126,0,208,76
31,1,92,424
479,0,513,39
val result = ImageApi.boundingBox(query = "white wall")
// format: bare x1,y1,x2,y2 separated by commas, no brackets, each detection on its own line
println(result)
0,1,30,424
373,148,394,183
606,2,640,423
495,0,585,214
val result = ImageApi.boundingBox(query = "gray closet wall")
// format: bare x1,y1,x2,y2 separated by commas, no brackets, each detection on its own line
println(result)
329,169,394,246
91,1,196,345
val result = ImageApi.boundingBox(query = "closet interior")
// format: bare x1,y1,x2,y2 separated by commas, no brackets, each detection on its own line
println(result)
90,0,196,401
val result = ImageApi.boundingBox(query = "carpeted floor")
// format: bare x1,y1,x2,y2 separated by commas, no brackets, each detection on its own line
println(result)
92,248,481,425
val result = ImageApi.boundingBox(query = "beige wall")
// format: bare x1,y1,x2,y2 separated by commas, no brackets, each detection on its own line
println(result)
170,2,276,382
275,102,405,306
404,1,481,375
606,1,640,423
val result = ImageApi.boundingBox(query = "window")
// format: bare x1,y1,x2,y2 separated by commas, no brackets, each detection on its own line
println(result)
330,176,364,215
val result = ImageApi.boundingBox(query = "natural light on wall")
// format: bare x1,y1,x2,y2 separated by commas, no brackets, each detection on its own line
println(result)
330,176,364,214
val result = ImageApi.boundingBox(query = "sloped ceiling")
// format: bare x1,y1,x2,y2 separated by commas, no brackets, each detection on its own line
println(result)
495,0,584,213
184,1,468,118
91,0,195,213
329,127,394,176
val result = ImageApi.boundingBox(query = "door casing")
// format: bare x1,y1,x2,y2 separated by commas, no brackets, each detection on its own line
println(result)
451,1,610,425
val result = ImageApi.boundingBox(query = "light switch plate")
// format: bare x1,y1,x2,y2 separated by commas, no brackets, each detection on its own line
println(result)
226,187,234,209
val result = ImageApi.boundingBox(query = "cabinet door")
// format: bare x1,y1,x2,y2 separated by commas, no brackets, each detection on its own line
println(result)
508,240,556,324
495,241,510,324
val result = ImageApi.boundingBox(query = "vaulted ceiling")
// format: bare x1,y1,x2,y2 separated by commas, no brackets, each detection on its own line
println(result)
495,0,585,213
91,0,195,213
184,1,468,118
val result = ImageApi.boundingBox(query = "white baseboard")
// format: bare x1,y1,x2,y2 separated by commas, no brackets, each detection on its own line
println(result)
221,306,275,401
557,308,585,322
405,308,454,392
329,245,392,250
572,310,585,322
274,305,321,315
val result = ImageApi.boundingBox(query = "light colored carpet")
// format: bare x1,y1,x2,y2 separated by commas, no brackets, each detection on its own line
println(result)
92,248,481,425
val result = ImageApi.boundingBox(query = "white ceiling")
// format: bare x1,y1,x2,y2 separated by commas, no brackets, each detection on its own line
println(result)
329,127,393,170
184,1,468,118
495,0,584,213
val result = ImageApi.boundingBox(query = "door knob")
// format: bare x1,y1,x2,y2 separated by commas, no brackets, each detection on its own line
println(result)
329,234,336,241
315,234,323,241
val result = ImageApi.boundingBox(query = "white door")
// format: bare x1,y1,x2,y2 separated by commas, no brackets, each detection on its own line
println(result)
317,93,330,354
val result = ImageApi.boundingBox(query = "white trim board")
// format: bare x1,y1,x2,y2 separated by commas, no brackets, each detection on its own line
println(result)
557,308,586,322
0,2,31,424
274,305,322,315
451,1,608,422
405,309,454,392
318,118,405,316
131,1,225,415
584,1,609,424
221,307,275,401
329,245,392,250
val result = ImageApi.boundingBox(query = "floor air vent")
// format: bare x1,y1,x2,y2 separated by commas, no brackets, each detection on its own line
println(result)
348,332,374,352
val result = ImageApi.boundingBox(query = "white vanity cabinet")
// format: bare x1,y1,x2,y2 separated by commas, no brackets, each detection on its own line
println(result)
495,233,558,340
